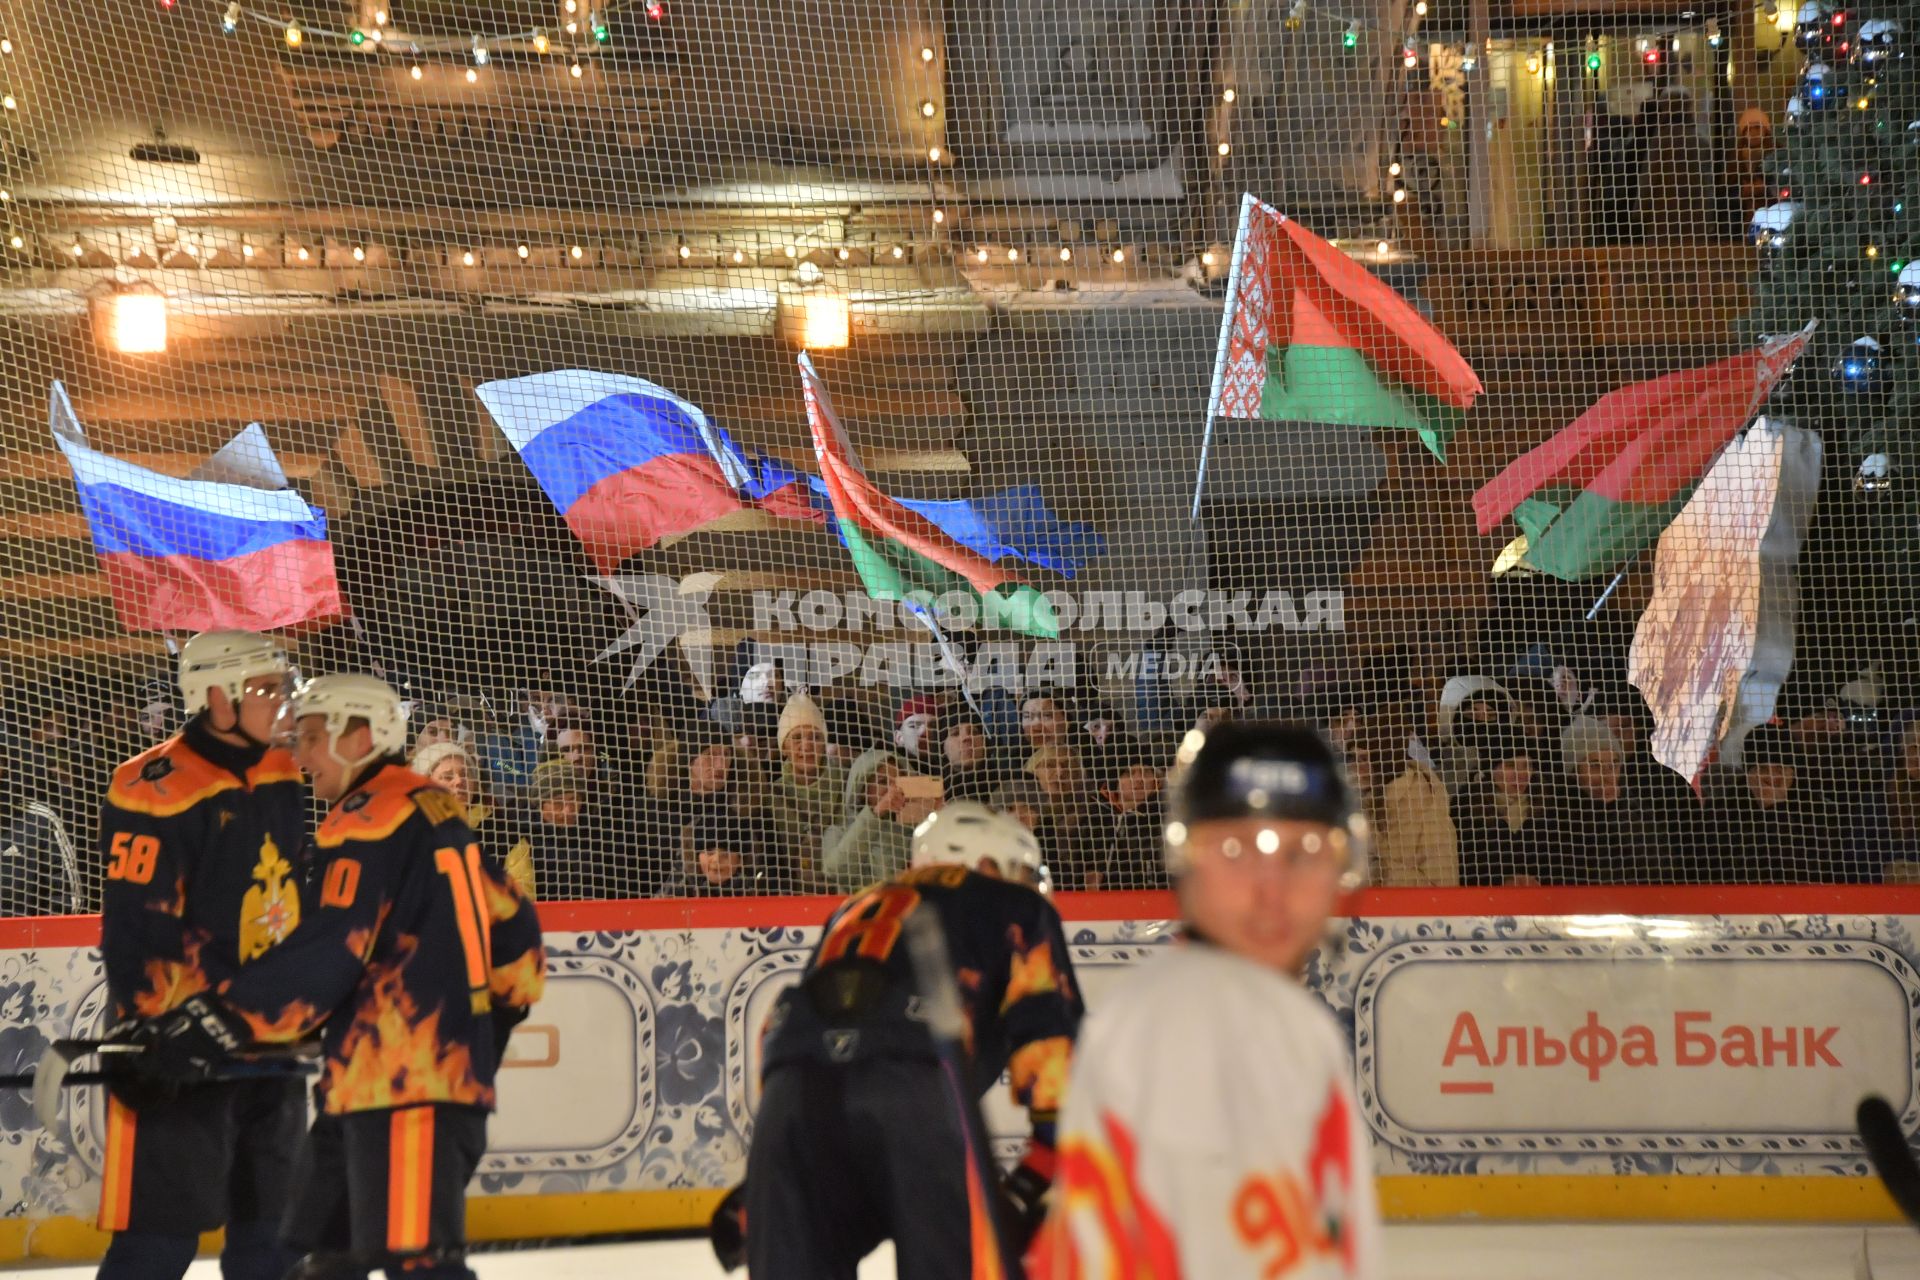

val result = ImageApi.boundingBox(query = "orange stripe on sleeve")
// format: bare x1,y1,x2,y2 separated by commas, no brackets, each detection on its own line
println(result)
387,1107,434,1253
97,1098,136,1232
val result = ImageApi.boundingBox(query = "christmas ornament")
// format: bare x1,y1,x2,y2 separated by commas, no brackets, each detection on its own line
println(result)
1859,16,1903,63
1796,0,1833,49
1835,335,1885,391
1749,200,1801,250
1895,260,1920,320
1856,451,1893,494
1801,61,1834,107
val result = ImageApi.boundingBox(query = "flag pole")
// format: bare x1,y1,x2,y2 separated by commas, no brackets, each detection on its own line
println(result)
1191,192,1258,522
908,601,988,724
1585,568,1627,621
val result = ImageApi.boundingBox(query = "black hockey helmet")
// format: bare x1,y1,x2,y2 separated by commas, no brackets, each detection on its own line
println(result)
1163,720,1368,883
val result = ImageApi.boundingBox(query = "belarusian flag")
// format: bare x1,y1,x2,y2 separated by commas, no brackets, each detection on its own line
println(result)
1210,193,1482,463
799,354,1058,638
1472,322,1815,581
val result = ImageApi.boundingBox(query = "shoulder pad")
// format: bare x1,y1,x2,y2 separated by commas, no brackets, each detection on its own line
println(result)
408,782,467,830
108,739,238,818
247,748,305,789
317,766,419,846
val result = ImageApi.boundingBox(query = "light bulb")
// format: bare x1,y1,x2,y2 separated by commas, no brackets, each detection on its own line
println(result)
836,246,851,261
410,62,423,79
920,100,937,118
678,242,692,259
1377,240,1391,256
242,242,255,259
732,248,746,264
975,246,989,262
296,245,310,261
928,146,942,162
1868,244,1881,258
1,37,13,53
0,190,10,201
351,29,367,46
1217,141,1231,156
566,0,578,11
1223,87,1237,102
465,67,478,83
533,31,550,53
221,5,237,33
1008,247,1021,261
472,38,488,64
932,208,946,225
570,60,583,77
8,235,21,250
2,95,17,111
891,244,905,260
1059,246,1073,262
69,241,83,257
1111,248,1126,264
1201,250,1217,267
368,27,382,42
351,245,366,262
1415,0,1427,12
516,243,530,259
461,250,476,266
570,244,584,259
1526,54,1541,74
921,45,935,62
565,20,578,33
284,22,302,46
1393,187,1408,203
1389,160,1402,176
374,8,388,25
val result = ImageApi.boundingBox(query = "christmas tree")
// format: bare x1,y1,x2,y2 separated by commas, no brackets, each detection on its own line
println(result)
1744,0,1920,709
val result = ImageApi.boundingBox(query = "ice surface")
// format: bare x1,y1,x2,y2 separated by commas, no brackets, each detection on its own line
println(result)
14,1224,1920,1278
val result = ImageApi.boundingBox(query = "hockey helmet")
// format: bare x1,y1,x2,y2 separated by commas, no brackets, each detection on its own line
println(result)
178,630,290,717
1163,720,1369,886
911,801,1045,887
288,673,409,773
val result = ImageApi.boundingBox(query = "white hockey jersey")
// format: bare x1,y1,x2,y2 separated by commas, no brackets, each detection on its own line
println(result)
1029,941,1382,1280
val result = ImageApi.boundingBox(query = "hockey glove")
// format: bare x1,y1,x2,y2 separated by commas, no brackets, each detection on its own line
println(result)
708,1180,748,1271
1000,1142,1056,1254
135,994,251,1083
100,1016,177,1109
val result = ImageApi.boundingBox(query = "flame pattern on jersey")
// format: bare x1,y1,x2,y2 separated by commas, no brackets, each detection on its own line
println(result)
1032,1111,1182,1280
216,762,546,1114
99,717,310,1021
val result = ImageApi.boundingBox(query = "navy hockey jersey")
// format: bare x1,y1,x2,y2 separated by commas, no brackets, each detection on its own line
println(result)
761,864,1083,1121
98,715,309,1020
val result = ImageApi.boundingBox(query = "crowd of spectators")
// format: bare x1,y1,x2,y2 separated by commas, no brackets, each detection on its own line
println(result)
3,643,1918,913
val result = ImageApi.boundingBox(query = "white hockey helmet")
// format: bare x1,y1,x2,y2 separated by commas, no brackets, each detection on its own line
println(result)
178,630,291,717
288,673,409,768
912,801,1045,886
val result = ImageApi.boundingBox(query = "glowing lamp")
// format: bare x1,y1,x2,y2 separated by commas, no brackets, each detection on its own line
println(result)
778,289,851,350
94,282,169,355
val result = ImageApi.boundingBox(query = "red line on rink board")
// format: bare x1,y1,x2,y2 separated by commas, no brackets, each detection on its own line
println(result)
7,884,1920,949
1440,1082,1496,1095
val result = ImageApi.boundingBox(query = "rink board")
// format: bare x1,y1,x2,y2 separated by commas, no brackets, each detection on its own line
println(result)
0,886,1915,1258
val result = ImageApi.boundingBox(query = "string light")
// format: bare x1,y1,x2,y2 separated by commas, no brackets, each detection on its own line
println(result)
891,245,905,260
570,60,584,77
472,37,489,65
1376,239,1392,256
1868,244,1881,258
645,1,664,19
1586,50,1603,72
1414,0,1428,13
1201,249,1217,267
69,241,83,258
242,242,255,259
1343,24,1359,49
285,21,302,47
566,20,578,33
516,242,530,259
296,245,311,261
1059,246,1073,262
732,248,747,264
8,235,22,250
1,37,13,53
1111,248,1126,264
350,29,367,46
1393,186,1408,203
465,67,478,83
920,100,937,118
1402,45,1419,69
570,244,584,260
221,4,238,33
1,95,16,111
566,0,577,12
410,62,423,79
1223,87,1238,102
591,12,610,42
351,245,367,262
975,246,989,262
533,31,550,53
921,45,935,62
1388,160,1402,177
928,146,942,162
784,245,798,260
1217,141,1231,156
836,246,851,262
461,250,476,266
678,239,692,260
1008,247,1021,261
374,8,388,25
932,208,946,225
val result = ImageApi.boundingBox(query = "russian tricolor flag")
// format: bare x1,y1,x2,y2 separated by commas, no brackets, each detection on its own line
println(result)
51,382,346,633
477,370,777,573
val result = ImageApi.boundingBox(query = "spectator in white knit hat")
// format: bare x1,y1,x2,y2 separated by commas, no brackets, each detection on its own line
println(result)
773,692,844,890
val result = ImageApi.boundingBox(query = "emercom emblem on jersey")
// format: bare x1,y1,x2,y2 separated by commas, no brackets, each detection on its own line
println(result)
140,757,174,783
239,833,300,961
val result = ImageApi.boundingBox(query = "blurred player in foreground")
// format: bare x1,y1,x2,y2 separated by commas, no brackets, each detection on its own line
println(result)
120,674,546,1279
94,631,307,1280
735,800,1082,1279
1030,721,1382,1280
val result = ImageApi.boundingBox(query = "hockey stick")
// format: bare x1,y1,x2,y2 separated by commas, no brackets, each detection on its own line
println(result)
1857,1095,1920,1229
0,1059,317,1091
25,1037,315,1130
903,909,1028,1280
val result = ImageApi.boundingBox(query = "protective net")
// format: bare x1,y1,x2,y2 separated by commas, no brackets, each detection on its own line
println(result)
0,0,1915,913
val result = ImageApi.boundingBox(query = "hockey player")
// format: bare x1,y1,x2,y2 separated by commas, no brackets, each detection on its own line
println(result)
741,800,1082,1280
123,673,546,1280
94,630,307,1280
1030,721,1382,1280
